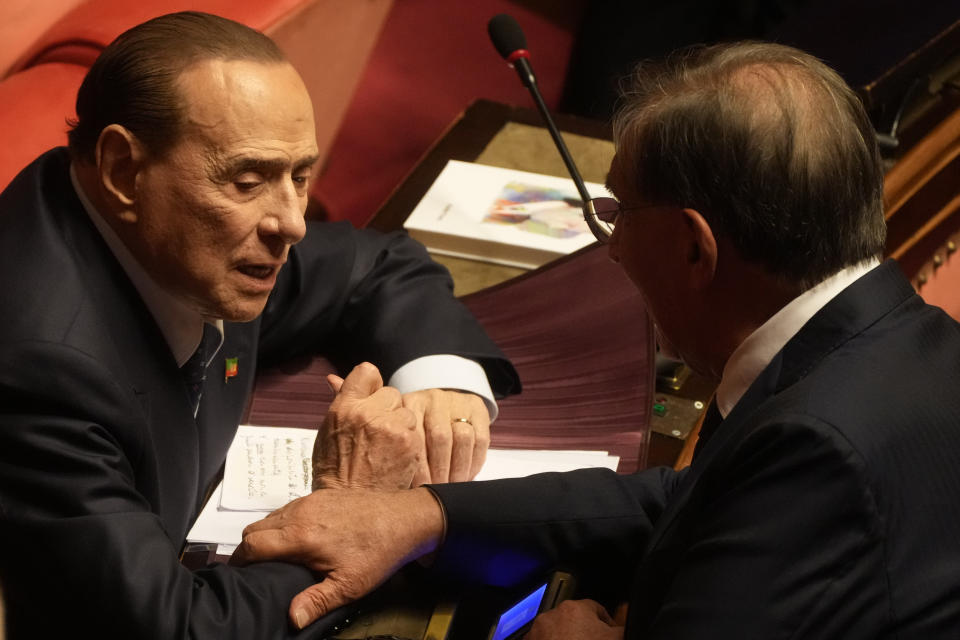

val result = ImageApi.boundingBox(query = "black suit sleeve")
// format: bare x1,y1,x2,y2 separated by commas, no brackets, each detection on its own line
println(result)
427,466,684,599
256,221,519,396
430,417,889,638
0,342,324,640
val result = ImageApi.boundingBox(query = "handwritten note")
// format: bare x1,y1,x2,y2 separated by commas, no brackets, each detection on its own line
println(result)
219,425,316,511
188,425,619,546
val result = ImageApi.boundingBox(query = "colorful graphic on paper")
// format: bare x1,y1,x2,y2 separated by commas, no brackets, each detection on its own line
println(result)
484,181,590,239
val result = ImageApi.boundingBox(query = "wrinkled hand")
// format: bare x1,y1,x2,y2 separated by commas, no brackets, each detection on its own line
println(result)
402,389,490,485
232,487,444,630
525,600,623,640
313,362,420,491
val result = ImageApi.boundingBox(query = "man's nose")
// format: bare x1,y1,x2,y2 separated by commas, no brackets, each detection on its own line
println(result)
262,181,307,245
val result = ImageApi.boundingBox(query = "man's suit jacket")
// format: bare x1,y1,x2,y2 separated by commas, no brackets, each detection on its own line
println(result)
0,149,518,639
430,260,960,637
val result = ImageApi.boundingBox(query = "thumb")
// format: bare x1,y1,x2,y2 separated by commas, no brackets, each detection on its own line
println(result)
335,362,384,402
325,374,345,394
289,580,349,630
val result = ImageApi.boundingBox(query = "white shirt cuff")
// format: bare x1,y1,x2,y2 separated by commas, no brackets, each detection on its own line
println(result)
388,355,499,421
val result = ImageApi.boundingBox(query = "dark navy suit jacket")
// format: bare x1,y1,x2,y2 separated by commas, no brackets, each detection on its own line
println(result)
0,149,518,639
431,260,960,638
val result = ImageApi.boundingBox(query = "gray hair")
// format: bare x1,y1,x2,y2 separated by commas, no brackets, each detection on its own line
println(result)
613,41,886,289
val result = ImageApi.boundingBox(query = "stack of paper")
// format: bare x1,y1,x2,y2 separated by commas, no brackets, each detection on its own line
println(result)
187,425,619,551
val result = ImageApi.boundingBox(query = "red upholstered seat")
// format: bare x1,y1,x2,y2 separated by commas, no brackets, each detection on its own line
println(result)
0,62,87,190
311,0,583,227
5,0,393,180
0,0,84,78
7,0,310,73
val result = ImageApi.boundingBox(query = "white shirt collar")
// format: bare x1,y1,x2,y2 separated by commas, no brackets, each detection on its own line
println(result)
715,258,881,417
69,163,223,367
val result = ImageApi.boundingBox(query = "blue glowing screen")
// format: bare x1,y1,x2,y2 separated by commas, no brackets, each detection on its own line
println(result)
490,583,548,640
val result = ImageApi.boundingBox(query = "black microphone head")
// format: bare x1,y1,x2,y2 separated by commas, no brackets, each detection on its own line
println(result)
488,14,526,59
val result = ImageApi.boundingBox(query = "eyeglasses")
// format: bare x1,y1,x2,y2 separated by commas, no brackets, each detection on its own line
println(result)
582,197,665,244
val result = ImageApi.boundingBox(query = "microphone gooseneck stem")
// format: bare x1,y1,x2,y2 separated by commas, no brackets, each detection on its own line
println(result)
512,57,592,203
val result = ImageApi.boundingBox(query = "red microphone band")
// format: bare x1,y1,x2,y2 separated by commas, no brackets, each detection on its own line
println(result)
506,49,530,64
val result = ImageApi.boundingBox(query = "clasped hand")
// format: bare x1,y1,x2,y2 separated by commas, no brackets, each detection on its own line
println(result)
233,363,490,630
311,362,420,490
313,362,491,490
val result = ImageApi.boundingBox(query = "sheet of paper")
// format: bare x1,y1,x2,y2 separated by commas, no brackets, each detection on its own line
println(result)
474,449,619,480
219,425,315,511
187,481,264,545
187,425,619,546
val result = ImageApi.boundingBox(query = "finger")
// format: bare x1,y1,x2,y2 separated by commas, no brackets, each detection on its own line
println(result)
422,404,452,483
326,374,344,394
289,580,347,630
468,407,491,480
448,419,475,483
239,503,287,538
233,529,296,567
409,418,431,486
336,362,383,401
364,384,405,413
469,435,488,480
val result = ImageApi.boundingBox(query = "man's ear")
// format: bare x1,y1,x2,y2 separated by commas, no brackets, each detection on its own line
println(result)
682,208,718,288
95,125,144,222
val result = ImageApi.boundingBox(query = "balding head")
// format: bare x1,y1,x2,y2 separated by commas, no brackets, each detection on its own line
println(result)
613,42,885,289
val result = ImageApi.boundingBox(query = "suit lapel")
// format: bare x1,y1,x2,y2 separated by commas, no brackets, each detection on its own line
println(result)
640,356,783,555
50,166,205,540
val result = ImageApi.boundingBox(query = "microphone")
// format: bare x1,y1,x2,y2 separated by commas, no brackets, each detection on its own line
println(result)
487,14,600,237
487,13,535,89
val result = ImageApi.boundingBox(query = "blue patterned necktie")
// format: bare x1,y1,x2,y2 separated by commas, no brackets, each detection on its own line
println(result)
181,323,220,416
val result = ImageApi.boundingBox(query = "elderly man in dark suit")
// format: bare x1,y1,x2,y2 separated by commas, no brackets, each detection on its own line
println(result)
236,41,960,637
0,11,519,640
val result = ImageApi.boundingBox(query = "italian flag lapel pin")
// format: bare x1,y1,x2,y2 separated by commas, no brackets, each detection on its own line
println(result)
224,357,239,382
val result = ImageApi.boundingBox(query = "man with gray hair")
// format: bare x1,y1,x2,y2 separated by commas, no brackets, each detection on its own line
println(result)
0,11,518,639
236,41,960,638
